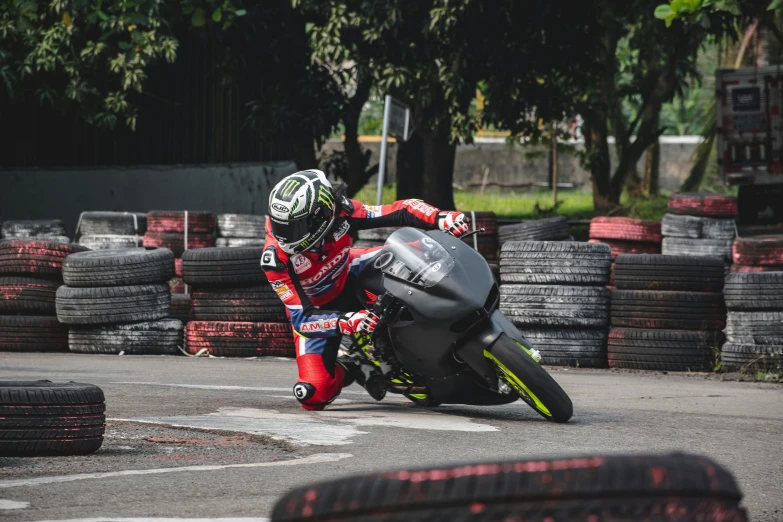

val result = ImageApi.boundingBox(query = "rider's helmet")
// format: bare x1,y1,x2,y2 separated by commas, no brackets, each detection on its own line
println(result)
268,169,336,254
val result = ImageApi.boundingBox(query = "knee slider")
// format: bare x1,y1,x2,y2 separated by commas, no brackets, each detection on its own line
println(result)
293,382,316,403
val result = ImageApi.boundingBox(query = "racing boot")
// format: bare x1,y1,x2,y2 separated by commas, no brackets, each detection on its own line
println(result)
337,353,387,401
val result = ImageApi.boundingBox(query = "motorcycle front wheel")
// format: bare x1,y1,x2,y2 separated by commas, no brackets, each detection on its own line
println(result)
483,334,573,423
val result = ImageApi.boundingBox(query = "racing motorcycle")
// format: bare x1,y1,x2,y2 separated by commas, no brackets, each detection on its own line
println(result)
352,227,573,423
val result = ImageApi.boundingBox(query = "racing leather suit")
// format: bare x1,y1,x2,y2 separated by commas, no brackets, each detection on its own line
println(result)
262,192,443,410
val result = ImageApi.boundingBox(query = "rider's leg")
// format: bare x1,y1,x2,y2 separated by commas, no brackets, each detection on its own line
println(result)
292,334,346,411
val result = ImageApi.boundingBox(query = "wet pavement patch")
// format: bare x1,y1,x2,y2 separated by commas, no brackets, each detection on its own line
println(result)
0,422,296,481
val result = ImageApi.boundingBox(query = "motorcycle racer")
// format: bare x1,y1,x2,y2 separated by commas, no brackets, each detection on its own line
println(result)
262,169,469,410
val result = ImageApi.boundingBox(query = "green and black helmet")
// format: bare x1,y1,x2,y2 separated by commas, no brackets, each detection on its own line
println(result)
268,170,336,254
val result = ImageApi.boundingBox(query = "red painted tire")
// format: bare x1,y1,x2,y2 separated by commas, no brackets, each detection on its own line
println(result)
142,232,215,256
589,217,662,243
147,211,216,234
730,263,783,273
460,211,498,262
185,321,294,357
732,237,783,266
0,277,59,315
588,239,661,261
0,315,68,352
271,453,747,522
0,240,89,280
668,193,737,218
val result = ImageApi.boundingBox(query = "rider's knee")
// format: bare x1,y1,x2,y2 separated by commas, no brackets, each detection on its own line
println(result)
293,381,338,410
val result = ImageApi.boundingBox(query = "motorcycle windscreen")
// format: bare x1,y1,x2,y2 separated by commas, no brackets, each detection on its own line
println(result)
380,228,455,287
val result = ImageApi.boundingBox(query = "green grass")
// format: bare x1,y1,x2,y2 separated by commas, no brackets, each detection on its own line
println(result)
355,184,671,221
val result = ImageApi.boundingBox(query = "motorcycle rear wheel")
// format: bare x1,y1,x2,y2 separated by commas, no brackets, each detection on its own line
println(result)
484,334,573,422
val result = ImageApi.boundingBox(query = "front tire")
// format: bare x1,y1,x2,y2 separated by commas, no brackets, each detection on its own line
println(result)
484,333,573,422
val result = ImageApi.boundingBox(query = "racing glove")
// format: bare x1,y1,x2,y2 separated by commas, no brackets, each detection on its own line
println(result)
438,211,470,238
339,310,380,337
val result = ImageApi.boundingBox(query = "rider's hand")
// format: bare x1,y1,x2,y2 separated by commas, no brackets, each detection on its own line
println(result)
339,310,380,337
438,211,470,238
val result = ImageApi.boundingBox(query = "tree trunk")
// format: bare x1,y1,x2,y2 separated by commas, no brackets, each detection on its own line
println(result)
396,131,424,200
420,129,457,210
583,116,613,212
341,72,373,197
643,138,661,197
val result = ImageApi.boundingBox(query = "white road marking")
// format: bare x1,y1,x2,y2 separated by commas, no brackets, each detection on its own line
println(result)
113,404,498,446
0,453,351,489
111,381,368,396
0,499,30,509
29,519,268,522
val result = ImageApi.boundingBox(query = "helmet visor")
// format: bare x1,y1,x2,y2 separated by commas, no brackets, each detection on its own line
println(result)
270,207,331,254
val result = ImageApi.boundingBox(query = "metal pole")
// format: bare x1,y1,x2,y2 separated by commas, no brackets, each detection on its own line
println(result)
376,95,392,206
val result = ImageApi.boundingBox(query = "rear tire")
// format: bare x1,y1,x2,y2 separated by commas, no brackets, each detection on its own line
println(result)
485,334,572,422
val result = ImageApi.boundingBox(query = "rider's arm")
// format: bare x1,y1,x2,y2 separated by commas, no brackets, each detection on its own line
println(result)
345,198,441,230
261,234,342,339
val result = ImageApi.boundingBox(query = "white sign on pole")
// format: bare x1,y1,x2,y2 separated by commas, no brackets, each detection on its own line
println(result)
376,96,412,205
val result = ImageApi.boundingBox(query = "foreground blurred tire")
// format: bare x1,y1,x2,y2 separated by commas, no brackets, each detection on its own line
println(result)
271,452,747,522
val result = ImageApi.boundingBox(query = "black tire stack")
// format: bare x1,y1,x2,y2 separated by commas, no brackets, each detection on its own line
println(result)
143,211,216,296
588,217,663,289
460,211,498,263
498,241,612,367
354,227,398,249
182,247,293,357
1,219,70,244
608,254,726,371
217,214,267,247
56,248,183,355
76,211,147,250
722,272,783,373
0,240,88,353
498,217,570,249
0,381,105,457
662,193,736,268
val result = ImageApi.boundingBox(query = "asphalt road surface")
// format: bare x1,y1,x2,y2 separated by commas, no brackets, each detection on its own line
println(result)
1,353,781,522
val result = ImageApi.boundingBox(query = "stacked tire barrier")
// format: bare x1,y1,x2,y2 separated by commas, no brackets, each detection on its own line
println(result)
182,247,293,357
498,216,570,248
0,240,87,352
0,239,87,352
1,219,70,244
722,272,783,373
499,241,611,367
461,211,498,263
76,211,147,250
662,193,736,266
588,217,662,288
144,211,216,295
57,248,183,355
217,214,267,247
0,381,105,457
732,236,783,272
354,227,398,249
608,254,726,371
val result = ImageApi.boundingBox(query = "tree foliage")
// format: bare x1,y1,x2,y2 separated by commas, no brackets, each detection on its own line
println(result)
0,0,244,130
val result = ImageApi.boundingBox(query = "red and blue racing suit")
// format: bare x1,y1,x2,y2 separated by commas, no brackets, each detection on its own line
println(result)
262,193,442,410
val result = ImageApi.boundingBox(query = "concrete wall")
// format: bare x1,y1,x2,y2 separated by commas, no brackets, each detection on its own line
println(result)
0,161,297,237
320,137,701,192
